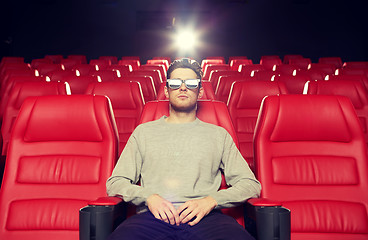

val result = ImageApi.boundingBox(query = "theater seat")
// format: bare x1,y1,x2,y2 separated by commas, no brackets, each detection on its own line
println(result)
0,95,119,240
85,81,145,154
305,80,368,147
254,95,368,240
227,81,288,171
1,81,70,156
121,76,156,102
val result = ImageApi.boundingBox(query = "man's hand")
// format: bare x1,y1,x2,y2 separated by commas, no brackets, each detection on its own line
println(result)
146,194,180,225
177,196,218,226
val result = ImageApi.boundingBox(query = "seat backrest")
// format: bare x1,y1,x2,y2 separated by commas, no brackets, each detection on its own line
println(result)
288,58,311,70
274,74,311,94
130,69,162,94
89,59,111,71
202,64,230,80
85,81,144,154
121,76,156,102
254,95,368,239
215,75,249,102
259,58,282,70
318,57,343,69
227,80,288,171
238,64,265,77
0,95,119,240
1,81,70,156
63,75,100,94
140,64,167,81
306,80,368,146
208,70,242,91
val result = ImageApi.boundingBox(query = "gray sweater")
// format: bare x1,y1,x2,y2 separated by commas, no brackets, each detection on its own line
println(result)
106,116,261,213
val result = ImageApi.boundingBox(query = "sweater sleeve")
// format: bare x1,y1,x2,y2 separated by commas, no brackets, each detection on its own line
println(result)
210,131,261,209
106,127,155,206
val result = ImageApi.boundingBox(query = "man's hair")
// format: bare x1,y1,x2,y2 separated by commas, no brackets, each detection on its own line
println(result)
166,58,203,80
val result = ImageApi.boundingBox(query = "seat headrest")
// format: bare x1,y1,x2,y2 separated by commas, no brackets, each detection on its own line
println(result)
22,95,111,142
264,95,353,142
86,81,144,109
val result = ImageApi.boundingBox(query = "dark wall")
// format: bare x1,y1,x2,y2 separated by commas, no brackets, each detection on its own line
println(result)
1,0,367,63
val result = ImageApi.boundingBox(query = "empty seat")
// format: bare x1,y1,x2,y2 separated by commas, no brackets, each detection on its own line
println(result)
35,63,63,76
274,64,300,75
305,79,368,146
63,75,100,94
239,64,265,78
274,74,311,94
121,76,156,102
343,61,368,69
0,95,118,240
309,63,336,76
47,69,77,82
252,69,278,81
0,57,24,65
30,58,53,69
0,76,47,121
99,56,118,65
89,59,111,71
208,70,243,91
119,59,140,71
45,55,64,64
201,59,225,72
107,64,132,77
67,54,87,64
153,56,171,65
140,64,167,82
215,75,248,103
318,57,343,69
1,81,70,156
203,64,230,80
282,54,304,64
130,69,163,94
253,94,368,239
288,58,311,70
85,81,144,154
72,64,95,76
60,58,81,70
91,69,120,82
259,57,282,71
229,59,253,71
147,59,169,71
295,68,327,81
328,74,368,93
227,81,288,171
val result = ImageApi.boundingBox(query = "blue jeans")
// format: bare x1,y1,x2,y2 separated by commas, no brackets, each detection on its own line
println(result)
107,210,255,240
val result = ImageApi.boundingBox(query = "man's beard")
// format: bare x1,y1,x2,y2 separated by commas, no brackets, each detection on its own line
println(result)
170,102,197,113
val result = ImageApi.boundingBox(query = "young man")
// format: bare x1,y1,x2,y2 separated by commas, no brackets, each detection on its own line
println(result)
106,58,261,240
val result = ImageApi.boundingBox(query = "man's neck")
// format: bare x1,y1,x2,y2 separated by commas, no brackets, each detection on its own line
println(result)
165,109,197,123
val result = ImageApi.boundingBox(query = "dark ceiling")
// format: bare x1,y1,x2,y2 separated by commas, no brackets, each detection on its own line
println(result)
1,0,367,63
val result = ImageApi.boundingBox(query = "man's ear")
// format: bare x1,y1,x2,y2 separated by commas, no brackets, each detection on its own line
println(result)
198,86,204,99
164,86,169,99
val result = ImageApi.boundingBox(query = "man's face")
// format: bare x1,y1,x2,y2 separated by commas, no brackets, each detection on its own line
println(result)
164,68,203,113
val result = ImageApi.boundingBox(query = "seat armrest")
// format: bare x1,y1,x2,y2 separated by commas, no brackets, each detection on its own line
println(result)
80,196,127,240
244,198,290,240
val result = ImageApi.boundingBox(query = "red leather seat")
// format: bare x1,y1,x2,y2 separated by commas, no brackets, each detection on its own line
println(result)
147,59,169,71
208,70,242,91
99,56,118,65
259,57,282,71
121,76,156,102
343,61,368,69
305,79,368,146
309,63,337,76
1,81,69,156
202,64,230,80
289,58,311,70
254,94,368,240
201,59,225,74
140,64,167,82
72,64,95,76
44,55,64,64
238,64,265,78
89,59,111,71
139,100,247,225
227,81,288,171
119,59,140,71
85,81,145,154
282,54,304,64
63,75,100,94
274,74,311,94
229,59,253,71
215,75,248,102
130,69,163,94
67,55,87,64
107,64,132,77
0,95,118,240
91,69,120,82
318,57,343,69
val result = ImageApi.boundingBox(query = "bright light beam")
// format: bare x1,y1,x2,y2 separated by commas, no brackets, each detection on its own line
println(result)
174,28,198,52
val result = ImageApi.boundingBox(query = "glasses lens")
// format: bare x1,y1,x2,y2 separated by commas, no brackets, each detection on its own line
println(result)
184,79,199,89
168,79,182,89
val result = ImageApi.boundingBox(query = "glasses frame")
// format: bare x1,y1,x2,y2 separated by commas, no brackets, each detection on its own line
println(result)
166,79,201,90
